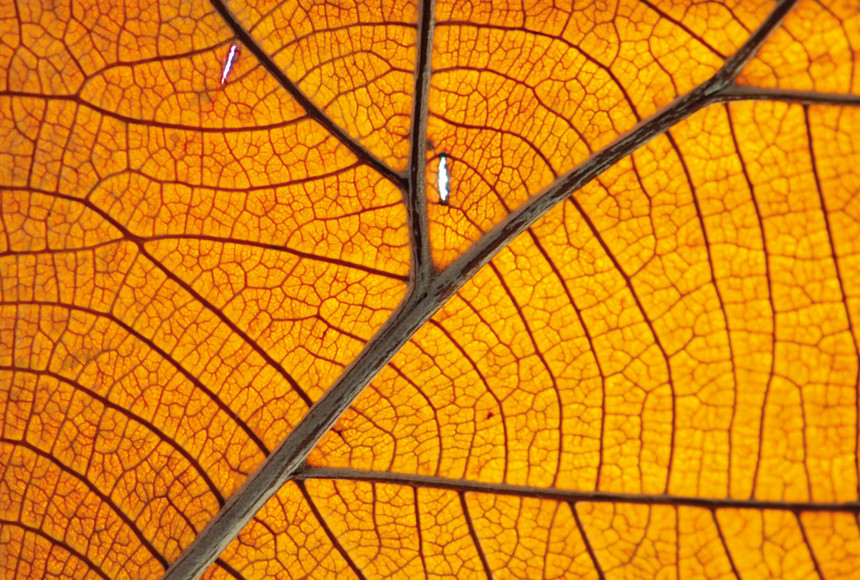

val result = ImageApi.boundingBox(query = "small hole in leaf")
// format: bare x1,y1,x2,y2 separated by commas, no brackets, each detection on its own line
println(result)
221,45,239,85
438,154,449,206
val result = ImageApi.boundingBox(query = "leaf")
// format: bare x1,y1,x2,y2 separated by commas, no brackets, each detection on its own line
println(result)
1,0,859,578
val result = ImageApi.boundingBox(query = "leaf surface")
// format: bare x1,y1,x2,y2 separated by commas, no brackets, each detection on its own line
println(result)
2,0,860,578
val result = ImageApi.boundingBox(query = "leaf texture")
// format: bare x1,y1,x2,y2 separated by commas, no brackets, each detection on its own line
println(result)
2,0,860,578
424,0,769,266
739,0,860,93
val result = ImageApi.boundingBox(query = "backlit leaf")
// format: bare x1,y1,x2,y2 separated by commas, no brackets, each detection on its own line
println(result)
2,0,860,578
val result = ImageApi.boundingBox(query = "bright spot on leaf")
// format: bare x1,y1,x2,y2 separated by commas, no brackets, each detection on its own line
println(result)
438,154,449,205
221,45,238,85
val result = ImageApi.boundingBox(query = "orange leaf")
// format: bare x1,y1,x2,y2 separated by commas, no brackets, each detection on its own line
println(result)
2,0,860,578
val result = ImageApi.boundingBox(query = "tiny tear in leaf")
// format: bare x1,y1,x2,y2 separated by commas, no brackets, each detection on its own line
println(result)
221,45,239,85
438,154,449,205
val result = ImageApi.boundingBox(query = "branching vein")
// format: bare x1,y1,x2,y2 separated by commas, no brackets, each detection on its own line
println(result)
161,2,813,578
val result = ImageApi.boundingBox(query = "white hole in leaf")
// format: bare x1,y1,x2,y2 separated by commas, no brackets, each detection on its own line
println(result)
438,154,449,205
221,45,238,85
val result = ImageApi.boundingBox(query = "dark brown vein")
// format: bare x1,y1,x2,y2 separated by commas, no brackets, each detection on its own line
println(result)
569,503,606,580
804,105,860,499
637,0,727,59
387,360,444,474
426,316,509,481
459,492,493,579
436,21,639,121
413,487,430,579
664,130,740,499
429,114,558,178
205,0,406,189
724,103,777,500
429,64,592,155
720,85,860,106
486,260,566,487
712,510,741,579
297,467,860,514
563,192,678,494
144,234,408,282
0,91,308,133
795,512,825,579
405,0,437,289
524,229,609,490
214,559,246,580
297,481,367,580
